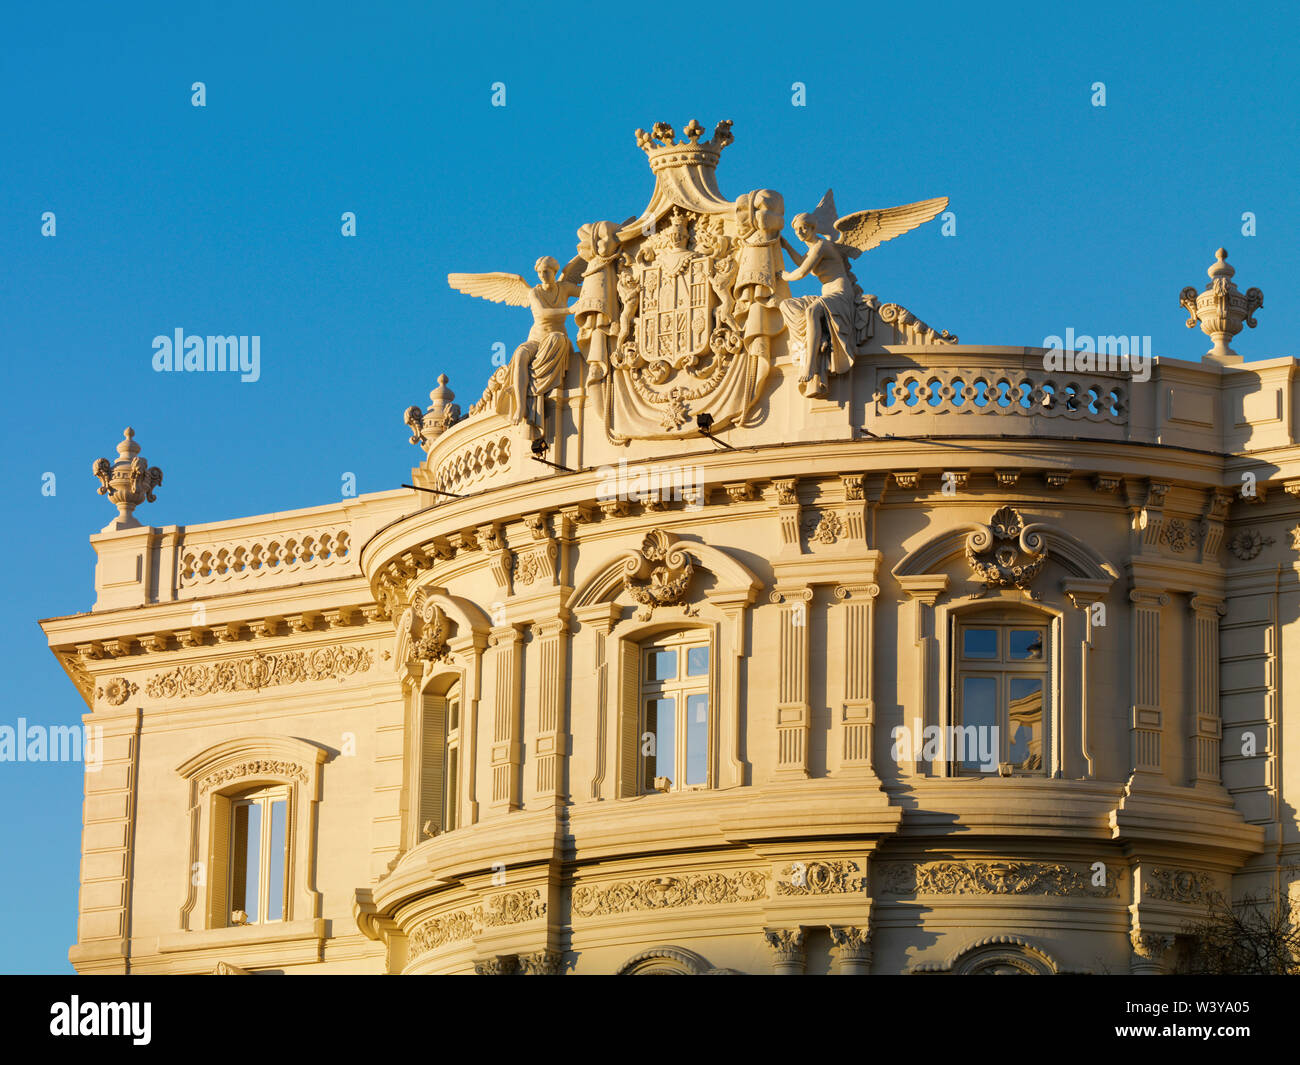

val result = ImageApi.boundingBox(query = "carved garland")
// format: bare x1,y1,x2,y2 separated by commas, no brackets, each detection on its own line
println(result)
145,645,374,699
571,870,768,917
198,760,309,794
881,861,1120,898
408,889,547,960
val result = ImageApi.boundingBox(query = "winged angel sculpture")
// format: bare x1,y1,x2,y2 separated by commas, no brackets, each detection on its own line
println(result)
781,191,948,397
446,255,584,435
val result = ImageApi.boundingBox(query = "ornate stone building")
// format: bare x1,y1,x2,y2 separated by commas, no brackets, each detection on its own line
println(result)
42,121,1299,975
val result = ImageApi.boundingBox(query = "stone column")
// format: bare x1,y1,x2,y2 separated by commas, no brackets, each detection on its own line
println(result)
829,926,872,975
895,575,950,777
533,616,569,799
489,624,524,811
833,583,880,775
771,586,813,779
764,928,805,975
1188,595,1226,785
1129,930,1172,975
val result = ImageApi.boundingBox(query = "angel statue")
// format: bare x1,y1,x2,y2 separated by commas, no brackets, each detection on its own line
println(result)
780,190,948,398
447,255,583,435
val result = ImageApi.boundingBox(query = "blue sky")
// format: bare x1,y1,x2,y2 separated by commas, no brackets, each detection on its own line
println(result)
2,0,1297,972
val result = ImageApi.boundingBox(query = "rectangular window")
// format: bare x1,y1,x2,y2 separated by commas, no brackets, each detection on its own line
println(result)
954,619,1049,776
640,634,711,793
228,788,289,926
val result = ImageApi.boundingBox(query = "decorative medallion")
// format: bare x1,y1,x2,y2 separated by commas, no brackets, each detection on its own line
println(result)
622,529,698,620
966,506,1048,598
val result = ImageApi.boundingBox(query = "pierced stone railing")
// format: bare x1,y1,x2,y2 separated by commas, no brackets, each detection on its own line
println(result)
178,527,353,590
875,367,1126,424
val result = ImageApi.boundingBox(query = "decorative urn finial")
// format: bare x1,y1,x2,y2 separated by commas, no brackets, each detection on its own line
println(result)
1179,248,1263,363
92,427,163,530
404,374,461,452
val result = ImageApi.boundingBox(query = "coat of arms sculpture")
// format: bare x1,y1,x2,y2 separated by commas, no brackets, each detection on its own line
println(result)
445,119,954,444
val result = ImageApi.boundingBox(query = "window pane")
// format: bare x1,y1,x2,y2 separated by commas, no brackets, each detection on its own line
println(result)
685,694,708,786
266,799,286,922
960,677,998,771
231,802,261,923
1008,677,1044,771
1009,629,1044,660
646,650,677,682
962,628,997,659
445,750,458,831
645,697,675,789
448,695,460,732
686,646,709,676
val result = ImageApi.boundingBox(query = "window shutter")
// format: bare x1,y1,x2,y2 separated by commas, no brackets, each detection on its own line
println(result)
419,694,446,835
207,794,231,928
618,642,642,797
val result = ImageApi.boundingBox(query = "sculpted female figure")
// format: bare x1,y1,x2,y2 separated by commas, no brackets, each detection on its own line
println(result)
446,255,581,434
732,189,787,402
780,212,869,398
572,220,623,385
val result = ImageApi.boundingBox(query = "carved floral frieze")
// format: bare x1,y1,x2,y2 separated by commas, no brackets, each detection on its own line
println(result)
144,645,373,699
198,760,308,794
408,889,547,960
571,870,767,917
880,861,1120,898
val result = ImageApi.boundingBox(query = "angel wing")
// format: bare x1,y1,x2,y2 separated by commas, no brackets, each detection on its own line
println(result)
834,196,949,258
808,189,839,237
560,255,585,285
447,272,532,306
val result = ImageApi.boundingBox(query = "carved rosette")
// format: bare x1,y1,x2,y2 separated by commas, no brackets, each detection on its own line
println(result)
966,506,1047,598
622,529,698,620
96,676,139,706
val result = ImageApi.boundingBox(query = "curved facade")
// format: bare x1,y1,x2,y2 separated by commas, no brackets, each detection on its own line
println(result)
43,121,1300,975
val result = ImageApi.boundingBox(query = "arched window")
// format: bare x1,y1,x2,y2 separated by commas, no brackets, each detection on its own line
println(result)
953,609,1049,776
638,630,711,793
226,785,290,926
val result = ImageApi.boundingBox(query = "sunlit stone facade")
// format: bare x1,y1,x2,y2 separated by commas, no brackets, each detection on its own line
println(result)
42,122,1300,975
